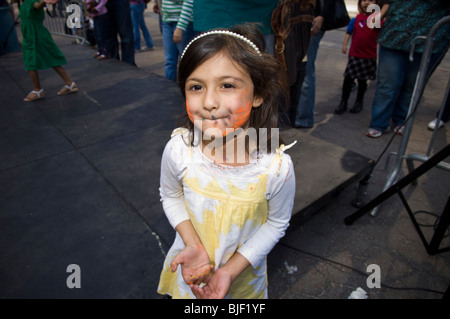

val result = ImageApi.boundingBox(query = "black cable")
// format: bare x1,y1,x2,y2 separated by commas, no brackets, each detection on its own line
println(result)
372,115,412,168
414,210,449,238
279,241,446,296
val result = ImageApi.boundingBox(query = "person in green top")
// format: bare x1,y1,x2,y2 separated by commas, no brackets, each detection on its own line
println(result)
193,0,278,55
20,0,78,102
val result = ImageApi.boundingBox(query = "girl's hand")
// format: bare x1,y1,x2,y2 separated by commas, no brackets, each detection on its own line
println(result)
190,268,232,299
171,244,214,285
342,45,347,54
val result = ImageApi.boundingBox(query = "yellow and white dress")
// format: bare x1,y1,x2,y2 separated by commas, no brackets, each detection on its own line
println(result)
157,129,295,299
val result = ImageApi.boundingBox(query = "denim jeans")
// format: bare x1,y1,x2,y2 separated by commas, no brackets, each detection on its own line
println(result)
93,14,114,55
294,30,325,128
130,2,154,50
369,45,442,131
161,20,195,81
106,0,135,65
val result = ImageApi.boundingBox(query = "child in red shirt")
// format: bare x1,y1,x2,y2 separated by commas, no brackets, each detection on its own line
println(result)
335,0,383,114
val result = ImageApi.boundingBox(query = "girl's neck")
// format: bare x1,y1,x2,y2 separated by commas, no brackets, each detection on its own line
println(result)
200,130,255,167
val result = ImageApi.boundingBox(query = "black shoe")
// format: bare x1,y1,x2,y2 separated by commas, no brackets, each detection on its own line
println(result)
350,100,363,113
334,100,347,114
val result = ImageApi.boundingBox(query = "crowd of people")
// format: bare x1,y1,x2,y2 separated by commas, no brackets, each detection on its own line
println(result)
19,0,449,131
13,0,450,299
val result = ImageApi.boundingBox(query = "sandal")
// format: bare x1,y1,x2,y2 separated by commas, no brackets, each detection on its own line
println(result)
57,82,78,95
24,89,44,102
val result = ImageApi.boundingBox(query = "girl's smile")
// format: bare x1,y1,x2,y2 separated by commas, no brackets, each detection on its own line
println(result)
185,51,263,139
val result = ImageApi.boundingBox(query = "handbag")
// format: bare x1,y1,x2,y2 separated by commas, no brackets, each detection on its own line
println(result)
323,0,350,31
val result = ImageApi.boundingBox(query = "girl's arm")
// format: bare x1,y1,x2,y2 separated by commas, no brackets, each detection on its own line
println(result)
34,0,57,9
171,220,214,285
342,33,351,54
160,135,213,285
236,155,295,269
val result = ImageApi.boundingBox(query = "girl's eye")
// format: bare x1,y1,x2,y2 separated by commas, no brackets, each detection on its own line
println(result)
189,84,203,91
222,83,235,89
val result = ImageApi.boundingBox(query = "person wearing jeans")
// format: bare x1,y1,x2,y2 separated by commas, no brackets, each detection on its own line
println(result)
106,0,135,65
160,0,195,81
130,0,154,51
366,0,450,138
294,30,324,128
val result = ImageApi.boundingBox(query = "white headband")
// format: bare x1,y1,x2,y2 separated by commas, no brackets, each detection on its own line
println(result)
180,30,263,61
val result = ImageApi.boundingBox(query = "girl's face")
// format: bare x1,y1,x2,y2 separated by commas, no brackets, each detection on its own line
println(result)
361,0,376,13
184,51,263,138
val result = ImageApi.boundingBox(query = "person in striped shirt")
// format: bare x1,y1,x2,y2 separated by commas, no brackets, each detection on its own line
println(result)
160,0,196,81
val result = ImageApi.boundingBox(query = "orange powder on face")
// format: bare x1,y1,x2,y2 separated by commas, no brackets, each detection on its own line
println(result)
186,101,195,122
232,100,252,129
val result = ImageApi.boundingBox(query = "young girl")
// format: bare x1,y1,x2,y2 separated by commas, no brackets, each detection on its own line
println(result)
20,0,78,101
86,0,111,60
335,0,381,114
157,24,296,299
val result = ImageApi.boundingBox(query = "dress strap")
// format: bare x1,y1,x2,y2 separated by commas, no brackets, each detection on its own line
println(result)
171,127,193,158
275,140,297,176
171,127,190,138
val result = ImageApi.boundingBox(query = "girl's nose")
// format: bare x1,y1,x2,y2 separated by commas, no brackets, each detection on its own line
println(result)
203,89,219,111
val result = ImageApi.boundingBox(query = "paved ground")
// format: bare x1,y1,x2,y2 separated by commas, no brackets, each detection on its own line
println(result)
1,2,450,300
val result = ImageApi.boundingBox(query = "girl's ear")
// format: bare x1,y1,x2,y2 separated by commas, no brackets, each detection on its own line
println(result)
252,96,264,108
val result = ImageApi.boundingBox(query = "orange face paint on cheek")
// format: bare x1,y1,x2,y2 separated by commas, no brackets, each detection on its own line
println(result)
186,101,195,122
232,100,252,129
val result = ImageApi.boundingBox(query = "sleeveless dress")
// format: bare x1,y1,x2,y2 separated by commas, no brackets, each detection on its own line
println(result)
158,128,296,299
20,0,67,71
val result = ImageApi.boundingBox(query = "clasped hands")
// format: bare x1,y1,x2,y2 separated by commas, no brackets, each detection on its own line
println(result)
171,244,231,299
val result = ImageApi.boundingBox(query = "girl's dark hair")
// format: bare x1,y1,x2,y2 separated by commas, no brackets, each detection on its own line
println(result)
177,23,288,153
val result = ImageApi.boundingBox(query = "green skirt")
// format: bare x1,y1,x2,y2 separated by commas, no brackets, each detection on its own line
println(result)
20,0,66,71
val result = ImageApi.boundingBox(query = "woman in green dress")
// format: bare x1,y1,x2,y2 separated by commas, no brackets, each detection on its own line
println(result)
20,0,78,101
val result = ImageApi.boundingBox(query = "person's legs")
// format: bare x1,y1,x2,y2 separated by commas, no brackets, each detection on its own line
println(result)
53,66,73,85
139,2,154,48
95,14,114,57
161,21,179,81
294,30,325,128
107,0,135,65
24,70,44,101
369,46,406,131
264,33,274,56
440,93,450,123
335,76,353,114
130,3,141,51
177,22,196,53
53,66,78,95
392,50,443,127
349,79,367,113
105,2,119,60
28,70,41,90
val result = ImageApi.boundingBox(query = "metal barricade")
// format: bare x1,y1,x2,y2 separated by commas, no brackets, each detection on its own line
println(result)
370,16,450,216
42,0,89,45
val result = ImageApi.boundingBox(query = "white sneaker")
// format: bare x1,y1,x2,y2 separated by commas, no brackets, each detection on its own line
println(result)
427,119,444,130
